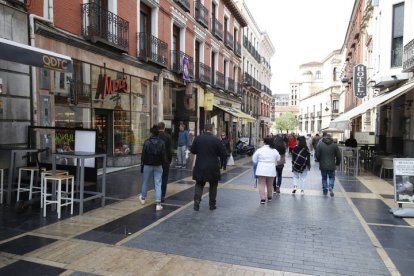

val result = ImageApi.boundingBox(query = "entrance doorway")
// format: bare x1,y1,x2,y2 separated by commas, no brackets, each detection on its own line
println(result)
94,109,113,155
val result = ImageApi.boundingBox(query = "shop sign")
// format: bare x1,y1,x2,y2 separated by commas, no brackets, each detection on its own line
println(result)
353,64,367,98
393,159,414,204
95,74,128,99
182,55,190,81
354,131,375,145
205,92,214,111
0,38,73,72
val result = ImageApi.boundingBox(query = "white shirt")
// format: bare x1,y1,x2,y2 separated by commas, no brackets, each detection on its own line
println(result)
252,145,281,177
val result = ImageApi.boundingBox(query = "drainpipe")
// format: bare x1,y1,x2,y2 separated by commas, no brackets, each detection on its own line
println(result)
29,0,54,125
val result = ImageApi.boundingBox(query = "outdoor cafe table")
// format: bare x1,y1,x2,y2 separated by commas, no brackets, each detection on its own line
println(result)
0,147,39,205
51,151,107,215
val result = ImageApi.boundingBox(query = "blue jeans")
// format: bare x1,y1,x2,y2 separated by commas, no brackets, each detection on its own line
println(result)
177,145,187,166
321,170,335,192
141,165,163,202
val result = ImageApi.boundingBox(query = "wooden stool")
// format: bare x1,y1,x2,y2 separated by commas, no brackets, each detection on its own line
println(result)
43,174,74,219
0,168,4,204
17,166,46,202
40,170,68,208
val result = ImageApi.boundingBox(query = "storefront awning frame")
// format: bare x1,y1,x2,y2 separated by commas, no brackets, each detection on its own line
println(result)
330,81,414,129
213,104,256,123
0,37,73,72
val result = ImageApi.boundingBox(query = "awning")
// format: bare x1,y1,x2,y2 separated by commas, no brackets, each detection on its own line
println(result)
320,127,345,133
214,104,256,122
330,81,414,129
0,37,73,72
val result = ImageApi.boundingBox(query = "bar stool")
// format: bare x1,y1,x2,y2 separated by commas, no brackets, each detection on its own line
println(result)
16,166,46,202
43,174,74,219
40,170,69,208
0,168,4,204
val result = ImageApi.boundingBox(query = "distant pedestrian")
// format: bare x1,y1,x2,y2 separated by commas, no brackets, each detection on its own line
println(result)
345,132,358,148
273,135,286,194
220,132,231,170
252,137,280,204
158,122,172,203
315,133,341,196
312,134,321,160
287,134,297,155
176,123,190,168
306,134,313,157
139,125,167,211
191,124,227,211
291,136,311,194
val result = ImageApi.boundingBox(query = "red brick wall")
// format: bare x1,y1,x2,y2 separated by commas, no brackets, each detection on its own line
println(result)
54,0,83,36
118,0,137,56
27,0,43,17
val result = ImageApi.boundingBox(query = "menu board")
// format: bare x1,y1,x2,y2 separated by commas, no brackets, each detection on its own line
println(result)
393,158,414,204
355,132,375,145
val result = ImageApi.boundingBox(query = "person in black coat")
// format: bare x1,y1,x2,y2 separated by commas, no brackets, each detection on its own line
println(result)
191,123,227,211
220,132,231,170
158,122,172,202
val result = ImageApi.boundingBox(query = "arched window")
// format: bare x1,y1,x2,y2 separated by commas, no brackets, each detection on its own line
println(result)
315,70,321,79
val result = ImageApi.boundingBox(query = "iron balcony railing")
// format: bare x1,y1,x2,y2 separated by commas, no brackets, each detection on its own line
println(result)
81,3,129,52
195,62,211,84
215,71,225,89
317,111,322,117
243,72,252,86
194,1,208,28
391,46,403,68
225,31,233,50
236,82,242,96
137,32,168,67
332,109,339,114
170,50,194,77
311,112,315,118
252,77,261,91
227,78,235,93
212,18,223,41
243,36,248,48
235,41,241,57
403,38,414,72
174,0,190,12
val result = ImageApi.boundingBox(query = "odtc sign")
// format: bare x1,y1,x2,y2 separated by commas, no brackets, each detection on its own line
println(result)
353,64,367,98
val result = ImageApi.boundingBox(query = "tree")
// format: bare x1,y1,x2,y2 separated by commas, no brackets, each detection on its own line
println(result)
274,112,299,133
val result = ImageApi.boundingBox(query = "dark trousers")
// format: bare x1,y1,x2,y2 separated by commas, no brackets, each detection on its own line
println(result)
194,181,218,207
273,166,284,189
161,163,170,198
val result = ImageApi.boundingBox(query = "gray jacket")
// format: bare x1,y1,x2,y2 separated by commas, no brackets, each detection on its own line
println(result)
315,137,341,171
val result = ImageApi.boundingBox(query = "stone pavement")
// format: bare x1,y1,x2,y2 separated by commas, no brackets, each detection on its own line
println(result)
0,153,413,275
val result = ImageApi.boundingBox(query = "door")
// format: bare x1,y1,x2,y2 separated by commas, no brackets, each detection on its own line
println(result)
140,2,151,57
172,25,180,71
94,109,113,156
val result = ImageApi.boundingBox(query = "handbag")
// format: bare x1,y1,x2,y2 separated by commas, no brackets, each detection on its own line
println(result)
227,154,235,166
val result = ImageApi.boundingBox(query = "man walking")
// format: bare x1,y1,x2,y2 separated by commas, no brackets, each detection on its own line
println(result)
139,125,166,211
315,133,341,196
191,124,227,211
158,122,172,202
176,123,190,168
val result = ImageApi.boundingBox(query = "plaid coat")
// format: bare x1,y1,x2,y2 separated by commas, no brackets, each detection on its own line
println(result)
292,146,311,173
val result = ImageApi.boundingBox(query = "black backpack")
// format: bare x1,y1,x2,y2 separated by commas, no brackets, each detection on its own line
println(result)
144,137,165,165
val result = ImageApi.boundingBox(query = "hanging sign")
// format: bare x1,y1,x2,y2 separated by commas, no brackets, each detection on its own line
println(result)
353,64,367,98
182,55,191,81
205,92,214,111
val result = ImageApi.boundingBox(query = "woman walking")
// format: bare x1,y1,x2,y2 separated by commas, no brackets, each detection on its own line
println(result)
252,137,280,204
291,136,311,194
273,135,286,194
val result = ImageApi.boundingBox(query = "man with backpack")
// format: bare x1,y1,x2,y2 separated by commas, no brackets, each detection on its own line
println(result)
139,125,167,211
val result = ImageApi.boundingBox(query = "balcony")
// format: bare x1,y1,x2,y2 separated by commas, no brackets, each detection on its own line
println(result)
304,114,308,118
137,32,168,68
235,41,241,57
227,78,235,93
243,36,248,48
212,18,223,41
236,82,242,96
174,0,190,12
170,50,194,78
332,109,339,114
194,62,211,84
403,38,414,72
243,72,252,86
317,111,322,117
225,31,233,50
81,3,129,52
311,112,315,118
215,71,225,90
194,1,208,29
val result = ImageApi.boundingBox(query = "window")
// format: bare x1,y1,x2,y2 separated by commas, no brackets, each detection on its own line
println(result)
315,70,321,79
333,67,337,81
391,3,404,67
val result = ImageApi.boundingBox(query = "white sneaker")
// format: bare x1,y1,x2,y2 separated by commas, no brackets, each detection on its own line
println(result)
156,204,163,211
139,195,146,205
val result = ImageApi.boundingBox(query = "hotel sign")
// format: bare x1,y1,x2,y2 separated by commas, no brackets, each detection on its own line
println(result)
353,64,367,98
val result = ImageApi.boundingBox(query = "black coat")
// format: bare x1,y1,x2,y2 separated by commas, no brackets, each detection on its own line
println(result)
191,132,227,182
159,131,173,163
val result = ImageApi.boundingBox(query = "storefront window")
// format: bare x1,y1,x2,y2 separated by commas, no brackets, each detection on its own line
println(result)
55,105,91,128
131,112,150,154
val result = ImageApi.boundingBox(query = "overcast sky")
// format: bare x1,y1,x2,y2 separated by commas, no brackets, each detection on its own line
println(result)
243,0,355,94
